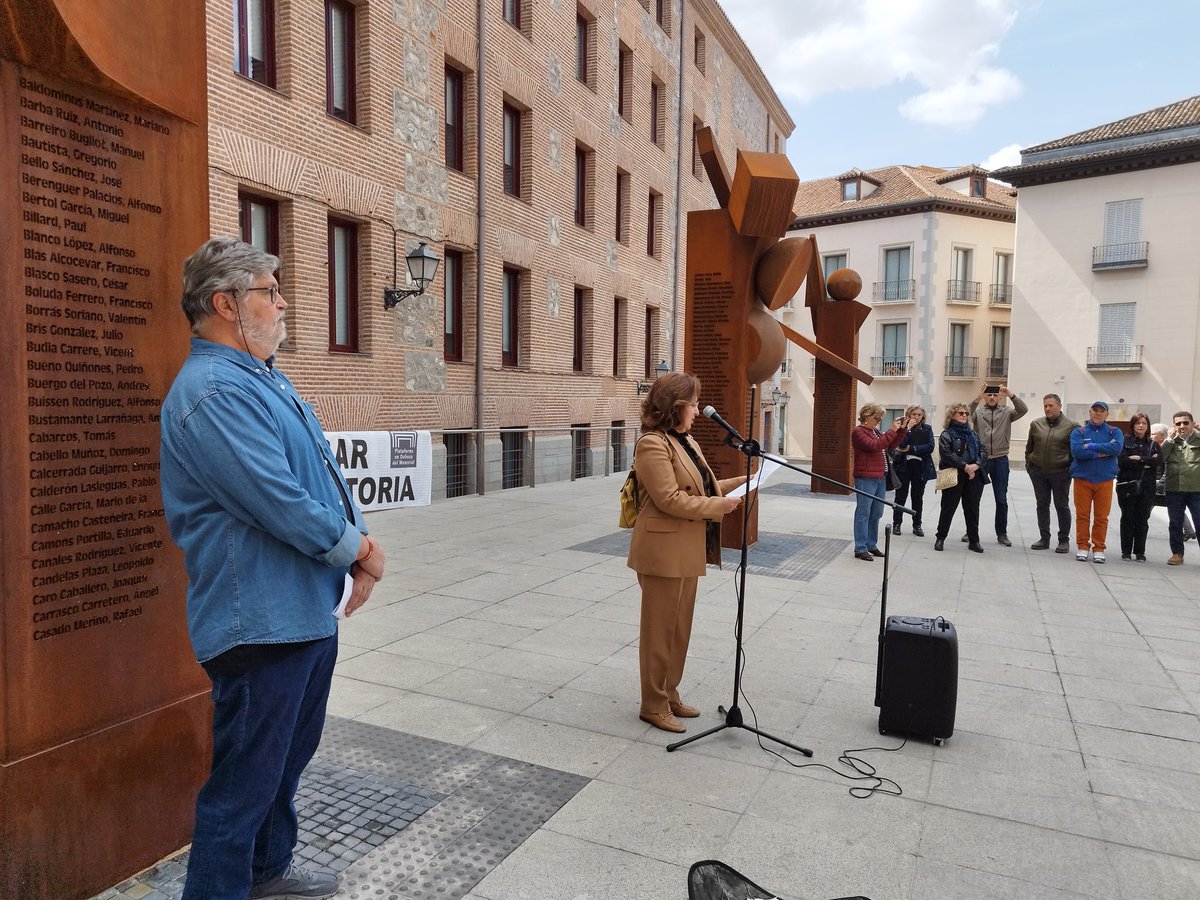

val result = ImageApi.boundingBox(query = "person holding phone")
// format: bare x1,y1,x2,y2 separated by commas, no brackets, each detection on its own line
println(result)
891,405,935,537
968,384,1027,547
851,403,908,561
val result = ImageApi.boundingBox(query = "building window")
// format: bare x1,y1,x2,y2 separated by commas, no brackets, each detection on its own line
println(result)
501,428,526,488
948,247,977,301
643,307,656,377
947,322,970,376
445,66,464,171
1096,302,1136,364
880,322,908,375
655,0,664,27
650,80,663,147
572,424,590,478
823,253,847,284
502,266,520,366
1096,198,1146,268
615,170,630,244
841,180,858,201
503,102,521,197
617,43,631,121
234,0,275,86
572,286,586,372
328,218,358,352
693,28,706,73
613,296,626,376
502,0,520,30
971,175,986,198
576,14,590,85
238,192,279,256
444,248,463,361
647,190,660,258
991,251,1013,304
882,246,911,300
611,420,626,472
988,325,1009,379
691,119,703,178
325,0,356,123
445,431,473,498
574,144,592,228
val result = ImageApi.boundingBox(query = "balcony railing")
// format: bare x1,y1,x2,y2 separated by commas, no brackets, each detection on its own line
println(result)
946,279,982,303
989,283,1012,305
1092,241,1149,270
870,356,912,377
1087,344,1143,370
986,357,1009,379
872,279,916,303
944,356,978,378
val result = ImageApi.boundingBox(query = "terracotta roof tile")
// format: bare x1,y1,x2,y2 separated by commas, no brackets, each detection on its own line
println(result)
790,164,1015,225
1024,95,1200,153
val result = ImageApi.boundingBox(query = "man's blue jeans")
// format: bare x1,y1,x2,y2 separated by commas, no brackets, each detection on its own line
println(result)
854,476,886,553
983,455,1011,536
1166,491,1200,556
183,634,338,900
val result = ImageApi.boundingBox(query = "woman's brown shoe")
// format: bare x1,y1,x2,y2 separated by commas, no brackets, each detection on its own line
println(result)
669,701,701,718
640,711,686,733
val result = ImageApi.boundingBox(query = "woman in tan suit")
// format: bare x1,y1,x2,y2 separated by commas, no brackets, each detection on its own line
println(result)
627,372,744,733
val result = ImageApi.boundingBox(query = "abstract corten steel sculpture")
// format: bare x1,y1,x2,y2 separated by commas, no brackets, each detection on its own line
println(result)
2,2,209,896
685,128,872,545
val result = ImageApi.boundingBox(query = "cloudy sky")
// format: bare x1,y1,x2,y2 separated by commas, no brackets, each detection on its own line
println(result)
719,0,1199,180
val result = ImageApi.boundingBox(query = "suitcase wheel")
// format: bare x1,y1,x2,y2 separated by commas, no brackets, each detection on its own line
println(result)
878,726,888,735
934,738,945,746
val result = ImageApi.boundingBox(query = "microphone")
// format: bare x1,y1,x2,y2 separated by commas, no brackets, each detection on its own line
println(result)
702,406,746,443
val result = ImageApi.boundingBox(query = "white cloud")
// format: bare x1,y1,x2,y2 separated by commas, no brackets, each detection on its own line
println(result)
900,68,1023,127
721,0,1025,126
981,142,1023,171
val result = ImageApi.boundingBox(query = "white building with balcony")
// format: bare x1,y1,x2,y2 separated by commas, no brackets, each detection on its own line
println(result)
994,95,1200,449
777,165,1016,459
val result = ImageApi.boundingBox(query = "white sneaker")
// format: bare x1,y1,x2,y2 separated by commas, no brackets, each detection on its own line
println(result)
1093,552,1106,564
1076,550,1090,561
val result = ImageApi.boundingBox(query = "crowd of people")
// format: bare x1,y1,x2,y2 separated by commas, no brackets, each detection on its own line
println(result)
849,385,1200,566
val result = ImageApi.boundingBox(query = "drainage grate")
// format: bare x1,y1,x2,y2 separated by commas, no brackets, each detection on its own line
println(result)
94,717,588,900
568,530,850,582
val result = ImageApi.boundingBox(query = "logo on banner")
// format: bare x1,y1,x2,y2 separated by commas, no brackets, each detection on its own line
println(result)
390,432,418,468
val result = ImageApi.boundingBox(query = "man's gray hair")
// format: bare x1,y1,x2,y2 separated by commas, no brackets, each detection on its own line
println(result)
181,237,280,326
1151,422,1168,437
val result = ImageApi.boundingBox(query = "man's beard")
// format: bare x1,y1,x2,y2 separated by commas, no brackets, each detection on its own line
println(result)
240,311,286,358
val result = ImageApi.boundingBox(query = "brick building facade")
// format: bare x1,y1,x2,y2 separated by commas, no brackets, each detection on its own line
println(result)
205,0,791,489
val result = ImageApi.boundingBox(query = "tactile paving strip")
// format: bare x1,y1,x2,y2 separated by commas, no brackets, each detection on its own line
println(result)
569,530,849,582
93,717,588,900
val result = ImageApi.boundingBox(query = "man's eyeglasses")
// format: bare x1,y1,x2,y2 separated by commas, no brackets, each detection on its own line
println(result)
242,286,282,302
1175,420,1192,427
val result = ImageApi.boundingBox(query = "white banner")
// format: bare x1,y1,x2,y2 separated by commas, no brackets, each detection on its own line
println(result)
325,430,433,511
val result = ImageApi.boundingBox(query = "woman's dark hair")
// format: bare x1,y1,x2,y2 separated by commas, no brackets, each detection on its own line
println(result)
641,372,699,432
1128,412,1151,438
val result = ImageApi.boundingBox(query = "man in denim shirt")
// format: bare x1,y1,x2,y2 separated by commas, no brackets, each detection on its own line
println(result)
161,238,385,900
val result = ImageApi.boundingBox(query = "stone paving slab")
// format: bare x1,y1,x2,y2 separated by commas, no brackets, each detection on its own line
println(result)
101,470,1200,899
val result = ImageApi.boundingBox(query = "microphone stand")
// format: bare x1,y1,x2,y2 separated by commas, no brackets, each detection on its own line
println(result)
668,402,914,756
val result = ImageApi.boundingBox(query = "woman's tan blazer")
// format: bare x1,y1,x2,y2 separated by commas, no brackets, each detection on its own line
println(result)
626,430,742,578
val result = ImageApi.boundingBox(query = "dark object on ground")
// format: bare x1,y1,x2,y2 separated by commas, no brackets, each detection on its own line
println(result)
687,860,870,900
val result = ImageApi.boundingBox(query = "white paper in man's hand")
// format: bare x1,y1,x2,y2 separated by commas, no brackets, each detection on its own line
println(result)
333,573,354,620
727,458,781,498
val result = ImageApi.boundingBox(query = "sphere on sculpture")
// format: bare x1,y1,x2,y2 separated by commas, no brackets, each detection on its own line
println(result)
826,268,862,301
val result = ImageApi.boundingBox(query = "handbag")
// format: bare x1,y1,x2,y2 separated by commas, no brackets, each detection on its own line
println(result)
935,467,958,492
618,468,642,528
886,458,902,492
1116,479,1142,500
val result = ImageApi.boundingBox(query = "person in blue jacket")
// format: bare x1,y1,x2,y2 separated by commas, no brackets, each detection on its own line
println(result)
1069,400,1124,563
890,405,936,537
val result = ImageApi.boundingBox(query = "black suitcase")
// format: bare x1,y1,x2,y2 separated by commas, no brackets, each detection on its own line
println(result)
875,614,958,744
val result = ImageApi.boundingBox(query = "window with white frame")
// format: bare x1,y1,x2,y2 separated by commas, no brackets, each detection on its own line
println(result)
947,323,970,376
823,253,847,282
989,325,1009,379
882,246,911,300
1098,199,1144,266
880,322,907,375
1097,302,1136,364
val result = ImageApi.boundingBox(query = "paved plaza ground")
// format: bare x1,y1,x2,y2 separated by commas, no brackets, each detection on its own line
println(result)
101,468,1200,900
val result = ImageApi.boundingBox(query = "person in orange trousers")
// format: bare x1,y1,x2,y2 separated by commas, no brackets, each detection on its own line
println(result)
626,372,744,734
